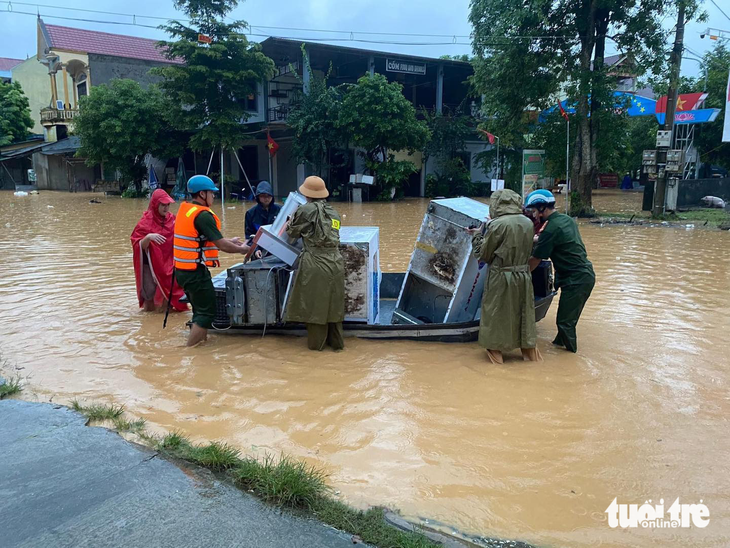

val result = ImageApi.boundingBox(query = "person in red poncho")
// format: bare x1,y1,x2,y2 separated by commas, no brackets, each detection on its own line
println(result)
131,189,187,312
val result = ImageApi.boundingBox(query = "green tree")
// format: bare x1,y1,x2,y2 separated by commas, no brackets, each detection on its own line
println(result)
338,74,430,199
423,108,473,197
439,54,472,62
470,0,693,215
695,43,730,169
154,0,274,153
74,79,184,191
287,46,345,178
0,81,33,146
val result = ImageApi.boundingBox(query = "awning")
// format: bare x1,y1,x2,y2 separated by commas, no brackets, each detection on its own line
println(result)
40,136,81,155
0,141,47,161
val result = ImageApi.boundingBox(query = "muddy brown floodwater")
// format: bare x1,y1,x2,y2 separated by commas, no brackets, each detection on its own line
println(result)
1,190,729,547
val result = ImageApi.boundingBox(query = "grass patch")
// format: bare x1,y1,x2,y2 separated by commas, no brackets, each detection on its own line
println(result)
159,433,240,471
155,433,439,546
676,209,730,225
70,400,126,421
313,501,438,548
233,454,329,509
112,416,146,434
598,208,730,227
68,405,448,548
0,376,22,399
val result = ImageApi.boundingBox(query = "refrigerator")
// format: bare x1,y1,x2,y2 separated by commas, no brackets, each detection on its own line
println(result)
392,197,491,325
339,226,381,324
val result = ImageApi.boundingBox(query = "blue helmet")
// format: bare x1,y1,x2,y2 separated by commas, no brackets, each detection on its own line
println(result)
187,175,219,194
525,189,556,208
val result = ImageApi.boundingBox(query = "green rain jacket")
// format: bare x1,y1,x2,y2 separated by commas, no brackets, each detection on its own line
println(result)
471,189,537,351
285,201,345,325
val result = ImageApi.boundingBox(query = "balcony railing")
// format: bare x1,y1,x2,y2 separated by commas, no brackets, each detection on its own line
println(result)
268,105,291,124
40,107,79,125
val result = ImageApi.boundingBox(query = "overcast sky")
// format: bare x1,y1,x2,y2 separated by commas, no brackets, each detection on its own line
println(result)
1,0,728,80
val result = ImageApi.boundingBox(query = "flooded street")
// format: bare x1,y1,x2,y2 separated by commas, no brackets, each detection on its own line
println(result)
1,190,729,547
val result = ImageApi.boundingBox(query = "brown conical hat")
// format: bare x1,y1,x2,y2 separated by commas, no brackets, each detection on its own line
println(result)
299,176,329,199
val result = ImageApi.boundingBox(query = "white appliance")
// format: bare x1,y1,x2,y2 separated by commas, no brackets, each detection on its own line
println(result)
393,197,491,325
339,227,380,324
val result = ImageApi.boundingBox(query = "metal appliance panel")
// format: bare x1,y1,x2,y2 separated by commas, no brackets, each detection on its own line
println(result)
254,224,302,266
393,198,491,324
225,259,291,326
270,192,307,244
339,226,380,323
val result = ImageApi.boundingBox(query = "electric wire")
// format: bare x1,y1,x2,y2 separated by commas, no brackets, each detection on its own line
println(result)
708,0,730,25
1,2,578,46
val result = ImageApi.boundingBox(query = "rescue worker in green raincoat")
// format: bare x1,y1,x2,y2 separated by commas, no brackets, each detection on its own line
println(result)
468,189,542,364
285,176,346,351
526,189,595,353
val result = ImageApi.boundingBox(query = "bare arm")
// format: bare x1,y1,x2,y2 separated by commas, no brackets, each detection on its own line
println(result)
212,237,250,255
140,233,165,250
528,257,542,271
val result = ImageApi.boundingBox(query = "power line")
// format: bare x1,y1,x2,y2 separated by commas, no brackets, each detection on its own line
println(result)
2,8,580,49
708,0,730,25
0,10,473,45
3,9,161,30
2,0,578,43
3,0,473,38
4,0,187,22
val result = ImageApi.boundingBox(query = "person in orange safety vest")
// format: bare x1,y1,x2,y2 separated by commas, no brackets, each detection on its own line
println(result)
174,175,250,346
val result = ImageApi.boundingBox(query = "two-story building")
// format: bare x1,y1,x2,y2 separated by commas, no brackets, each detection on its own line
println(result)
233,38,492,197
9,18,180,190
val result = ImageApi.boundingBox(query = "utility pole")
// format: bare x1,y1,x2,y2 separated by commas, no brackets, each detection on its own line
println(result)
653,1,685,217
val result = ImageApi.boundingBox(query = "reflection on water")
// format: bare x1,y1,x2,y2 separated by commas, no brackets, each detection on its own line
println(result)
1,190,729,547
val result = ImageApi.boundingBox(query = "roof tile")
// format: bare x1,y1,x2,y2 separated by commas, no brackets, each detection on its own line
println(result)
0,57,24,71
45,24,181,64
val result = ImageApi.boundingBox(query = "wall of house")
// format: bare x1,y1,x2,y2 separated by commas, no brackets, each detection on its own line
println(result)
33,153,69,190
274,141,299,196
464,141,494,183
243,81,266,124
12,52,88,136
12,57,54,134
72,162,97,190
88,54,168,88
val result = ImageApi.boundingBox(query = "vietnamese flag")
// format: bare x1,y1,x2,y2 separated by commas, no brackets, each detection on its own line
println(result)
558,101,569,120
267,132,279,157
655,92,707,113
478,128,496,144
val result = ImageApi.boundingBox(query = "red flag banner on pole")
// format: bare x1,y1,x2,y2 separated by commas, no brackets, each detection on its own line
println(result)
558,101,569,121
478,128,496,145
198,34,212,44
655,92,707,114
267,131,279,157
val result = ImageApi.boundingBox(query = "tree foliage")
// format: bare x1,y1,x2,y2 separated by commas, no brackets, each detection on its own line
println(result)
74,79,184,188
287,46,345,177
423,108,473,197
695,43,730,169
423,108,471,163
470,0,690,215
154,0,274,151
338,74,430,199
0,81,33,146
339,74,430,161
